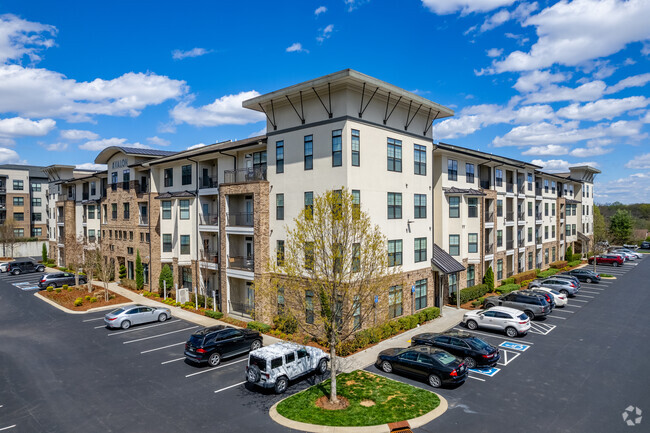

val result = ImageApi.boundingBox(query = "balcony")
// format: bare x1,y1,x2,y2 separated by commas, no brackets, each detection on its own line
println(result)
57,215,65,223
139,216,148,226
224,166,267,184
135,181,149,194
121,181,130,191
0,186,5,193
506,240,514,250
518,211,526,220
82,193,89,201
518,239,525,248
484,211,494,223
227,212,253,227
199,176,219,189
82,214,87,224
535,187,542,197
200,212,219,226
480,180,491,189
536,236,542,244
229,256,254,271
506,211,514,222
517,184,525,195
485,243,494,254
535,212,542,221
506,183,514,193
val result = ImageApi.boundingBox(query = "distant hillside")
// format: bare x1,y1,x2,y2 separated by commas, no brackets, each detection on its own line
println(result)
597,202,650,241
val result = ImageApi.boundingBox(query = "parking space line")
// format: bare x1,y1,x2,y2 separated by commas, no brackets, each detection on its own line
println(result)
107,320,181,336
468,367,500,377
94,324,107,329
162,357,186,365
529,323,556,335
452,327,535,345
572,298,589,303
185,358,248,378
214,381,246,394
497,349,521,366
581,287,604,291
565,303,582,307
545,315,566,319
82,317,106,322
580,290,601,294
575,294,594,298
553,309,574,313
123,326,198,344
0,426,16,431
468,375,486,381
140,342,185,354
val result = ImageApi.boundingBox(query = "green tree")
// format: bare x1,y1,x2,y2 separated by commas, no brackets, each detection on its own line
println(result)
483,266,494,292
119,264,127,281
609,209,633,244
159,264,173,293
135,250,144,290
565,245,573,261
42,243,48,264
593,206,607,244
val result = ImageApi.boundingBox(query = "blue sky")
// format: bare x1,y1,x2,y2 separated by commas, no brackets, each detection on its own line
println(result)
1,0,649,203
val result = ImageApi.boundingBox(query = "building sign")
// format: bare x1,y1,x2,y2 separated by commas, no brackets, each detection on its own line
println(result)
112,159,128,169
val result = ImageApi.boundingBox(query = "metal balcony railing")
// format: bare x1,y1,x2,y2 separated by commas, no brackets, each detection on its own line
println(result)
202,250,219,263
485,243,494,254
82,193,89,201
518,239,525,247
518,211,526,220
0,186,5,193
536,212,542,220
227,212,253,227
229,256,254,271
506,184,514,193
224,166,267,184
229,300,254,317
200,212,219,225
517,184,525,194
57,215,65,223
506,240,514,250
480,180,491,189
82,214,87,223
484,211,494,223
536,237,542,244
199,176,219,189
506,211,514,222
535,187,542,196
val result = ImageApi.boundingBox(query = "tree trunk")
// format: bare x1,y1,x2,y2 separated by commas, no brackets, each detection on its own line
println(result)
329,339,338,404
104,282,109,302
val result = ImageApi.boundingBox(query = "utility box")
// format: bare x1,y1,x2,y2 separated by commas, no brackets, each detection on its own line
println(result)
176,288,189,304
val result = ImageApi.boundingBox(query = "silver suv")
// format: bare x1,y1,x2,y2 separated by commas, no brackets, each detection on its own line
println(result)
463,306,531,337
245,342,329,394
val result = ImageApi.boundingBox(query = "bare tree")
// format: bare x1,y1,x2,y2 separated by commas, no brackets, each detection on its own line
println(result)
65,235,86,288
90,247,112,301
0,218,18,258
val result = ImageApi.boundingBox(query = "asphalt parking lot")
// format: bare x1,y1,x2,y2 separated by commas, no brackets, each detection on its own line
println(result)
367,256,650,432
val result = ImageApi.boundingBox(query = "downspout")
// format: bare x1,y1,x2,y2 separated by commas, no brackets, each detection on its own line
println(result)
187,157,200,297
147,168,152,291
218,151,237,313
431,143,440,314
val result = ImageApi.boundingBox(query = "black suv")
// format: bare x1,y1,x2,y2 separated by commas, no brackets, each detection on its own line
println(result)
563,268,601,283
185,325,263,367
7,261,45,275
411,331,499,369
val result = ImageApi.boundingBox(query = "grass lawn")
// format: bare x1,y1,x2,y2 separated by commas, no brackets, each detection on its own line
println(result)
276,370,439,427
600,273,614,277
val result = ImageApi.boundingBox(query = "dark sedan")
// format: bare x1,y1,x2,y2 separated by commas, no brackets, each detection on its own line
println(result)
563,268,601,283
376,346,467,388
185,325,262,367
38,272,86,288
411,331,499,369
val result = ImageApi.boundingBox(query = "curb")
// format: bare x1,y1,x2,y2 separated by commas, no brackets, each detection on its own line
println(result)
268,373,448,433
33,292,133,315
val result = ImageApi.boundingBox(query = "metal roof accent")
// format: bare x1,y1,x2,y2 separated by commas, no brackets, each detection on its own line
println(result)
565,199,581,204
431,244,465,275
443,187,486,196
95,146,177,164
154,191,196,199
145,135,267,166
0,164,48,178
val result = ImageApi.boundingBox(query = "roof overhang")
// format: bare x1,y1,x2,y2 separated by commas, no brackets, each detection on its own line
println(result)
431,244,465,275
435,143,542,170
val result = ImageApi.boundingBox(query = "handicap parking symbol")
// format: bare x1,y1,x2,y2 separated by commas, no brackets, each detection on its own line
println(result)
468,367,500,377
499,341,530,352
13,282,41,291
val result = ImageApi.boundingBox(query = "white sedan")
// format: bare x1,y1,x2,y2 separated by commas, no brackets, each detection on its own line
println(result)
534,287,568,307
0,262,8,273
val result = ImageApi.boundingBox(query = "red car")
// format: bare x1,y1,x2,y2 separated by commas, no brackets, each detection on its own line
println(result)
588,254,624,267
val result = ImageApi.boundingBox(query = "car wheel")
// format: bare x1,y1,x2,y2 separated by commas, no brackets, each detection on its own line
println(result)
246,365,261,383
381,361,393,373
428,374,442,388
250,339,262,351
318,358,328,374
524,310,535,320
51,282,58,288
463,357,476,369
12,269,20,275
158,313,167,322
484,303,495,309
121,320,131,330
80,279,87,285
586,278,592,283
37,266,44,272
274,376,289,394
466,320,478,330
613,262,619,267
506,327,518,338
208,352,221,367
560,289,569,296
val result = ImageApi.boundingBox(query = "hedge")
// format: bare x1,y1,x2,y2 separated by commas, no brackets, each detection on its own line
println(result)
204,310,224,320
511,270,537,284
495,283,520,294
569,253,583,262
567,260,582,267
450,283,490,305
537,268,560,278
247,321,271,333
499,277,515,286
549,260,568,269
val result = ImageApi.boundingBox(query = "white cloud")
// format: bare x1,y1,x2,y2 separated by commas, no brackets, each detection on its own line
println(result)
505,32,530,46
147,136,170,146
286,43,308,53
344,0,370,12
595,172,650,203
421,0,516,15
60,129,98,140
494,0,650,73
157,122,176,134
522,144,569,156
557,97,649,121
624,58,636,65
513,70,567,93
0,117,55,138
531,158,598,173
248,127,266,138
314,6,327,15
0,14,56,63
0,147,22,164
79,137,149,151
0,138,14,146
75,162,106,171
486,48,503,58
524,80,607,104
625,153,650,169
0,65,187,122
605,73,650,94
170,91,265,127
172,47,212,60
317,24,334,43
187,143,206,150
480,9,512,32
569,141,612,157
44,142,68,151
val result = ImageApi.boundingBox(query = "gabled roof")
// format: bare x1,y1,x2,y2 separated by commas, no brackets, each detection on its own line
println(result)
95,146,177,164
435,143,542,170
146,136,267,166
0,164,48,178
431,244,465,274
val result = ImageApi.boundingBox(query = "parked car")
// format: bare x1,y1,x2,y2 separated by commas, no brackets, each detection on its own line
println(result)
588,254,624,267
623,244,639,250
640,241,650,249
563,268,601,283
104,305,172,329
613,251,636,261
185,325,262,367
529,277,580,297
7,260,45,275
483,291,550,320
612,248,642,259
245,342,329,394
0,262,8,272
522,289,555,309
462,306,531,337
38,272,86,289
376,345,467,388
551,274,581,287
529,287,567,307
410,331,499,369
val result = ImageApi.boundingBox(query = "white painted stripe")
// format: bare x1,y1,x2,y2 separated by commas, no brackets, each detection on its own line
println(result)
545,315,566,319
107,320,181,336
123,326,198,344
94,324,107,329
581,286,605,290
467,375,486,381
214,381,246,393
575,294,594,298
452,327,535,345
580,290,600,294
553,308,574,313
140,342,186,354
161,357,186,365
572,299,589,303
565,304,582,307
0,426,16,431
82,317,106,322
186,358,248,378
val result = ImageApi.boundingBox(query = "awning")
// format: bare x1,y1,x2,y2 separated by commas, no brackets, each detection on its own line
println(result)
443,187,486,196
577,231,590,242
566,199,581,204
154,191,196,199
431,243,465,274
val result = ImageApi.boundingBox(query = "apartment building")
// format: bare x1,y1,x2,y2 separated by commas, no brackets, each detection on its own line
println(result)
0,164,49,240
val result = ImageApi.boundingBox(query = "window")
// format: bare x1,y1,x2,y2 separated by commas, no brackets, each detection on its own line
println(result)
414,194,426,218
572,224,576,235
466,163,475,183
31,198,41,207
127,247,133,255
90,182,96,196
388,240,402,266
449,234,460,256
111,204,117,220
447,159,458,181
88,205,95,219
387,193,402,219
175,199,189,220
13,197,24,206
304,135,313,170
277,287,285,314
305,290,314,324
352,190,360,219
123,203,130,219
180,235,190,254
353,295,361,330
449,196,460,218
162,201,172,219
545,226,549,239
545,203,549,216
304,192,313,220
449,274,458,295
123,169,130,189
414,144,426,175
497,230,503,247
495,169,503,187
528,201,533,217
468,233,478,253
32,212,42,222
31,182,41,192
32,228,42,237
527,173,533,191
387,138,402,172
468,198,478,217
528,227,533,242
352,243,360,272
552,247,556,262
111,172,118,189
551,181,556,194
414,237,427,263
528,252,533,270
277,240,285,266
13,180,23,190
388,285,402,318
276,141,284,173
14,228,24,237
552,225,556,238
351,129,360,166
415,279,427,310
181,165,192,185
276,194,284,220
467,265,475,287
552,203,556,216
332,129,342,166
544,179,549,192
162,234,172,252
497,259,503,280
304,242,314,270
497,199,503,217
164,168,173,187
545,248,549,264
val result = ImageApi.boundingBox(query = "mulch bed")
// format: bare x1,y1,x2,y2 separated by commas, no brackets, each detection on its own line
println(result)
40,284,131,311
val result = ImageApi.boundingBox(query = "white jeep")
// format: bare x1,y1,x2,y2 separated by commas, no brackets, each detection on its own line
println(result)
245,342,329,394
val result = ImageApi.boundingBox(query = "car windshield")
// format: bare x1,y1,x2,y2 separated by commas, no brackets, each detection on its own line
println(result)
549,289,561,295
431,351,457,366
517,313,528,320
109,308,125,315
466,337,492,351
249,355,267,371
188,335,204,346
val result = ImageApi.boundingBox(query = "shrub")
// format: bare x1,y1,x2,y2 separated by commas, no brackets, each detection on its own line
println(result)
495,283,520,295
67,287,73,292
483,266,495,291
247,321,271,333
567,260,582,267
89,297,97,303
55,287,62,293
450,283,490,305
538,268,560,278
471,300,482,308
62,284,69,290
119,264,127,280
182,301,195,309
42,243,48,264
512,270,537,284
499,277,515,286
273,313,298,334
565,245,573,261
46,286,53,292
570,254,583,262
85,295,91,301
159,264,173,292
204,310,224,320
135,250,144,290
142,291,152,297
549,260,568,269
120,279,136,290
195,294,214,309
74,298,83,307
520,279,534,287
